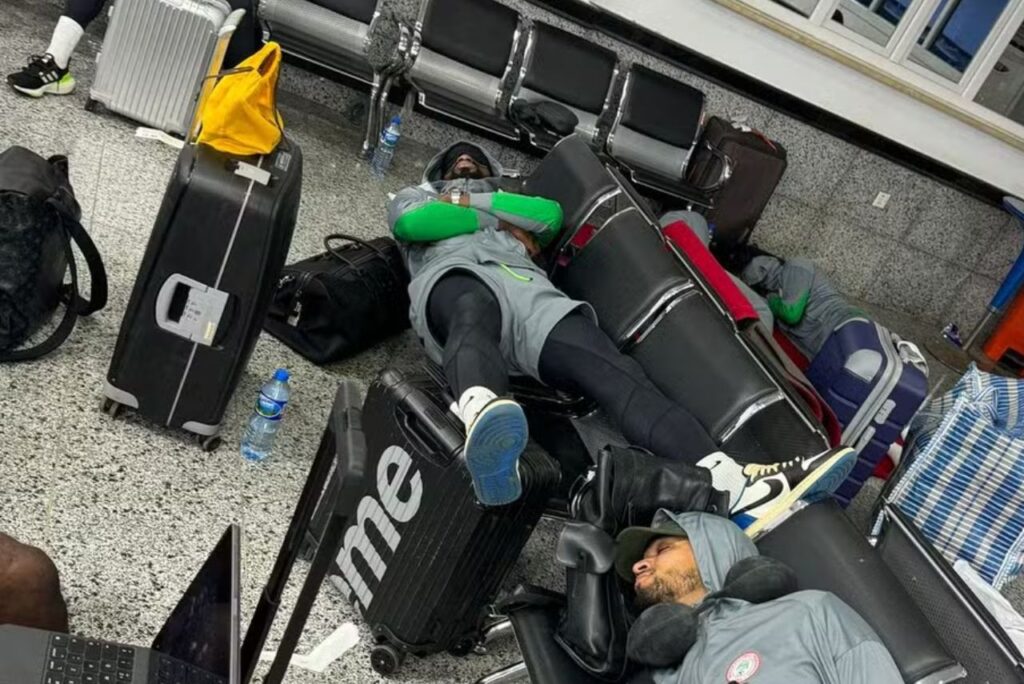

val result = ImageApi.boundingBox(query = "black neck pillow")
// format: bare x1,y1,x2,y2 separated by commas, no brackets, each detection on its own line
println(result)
626,556,798,668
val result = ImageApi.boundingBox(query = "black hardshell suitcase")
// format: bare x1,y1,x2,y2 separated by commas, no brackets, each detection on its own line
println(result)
102,139,302,449
307,366,561,674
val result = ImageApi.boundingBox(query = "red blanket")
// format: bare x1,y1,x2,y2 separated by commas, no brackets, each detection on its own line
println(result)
660,221,760,325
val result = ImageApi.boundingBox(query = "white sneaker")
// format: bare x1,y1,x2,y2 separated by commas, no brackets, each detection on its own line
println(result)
698,448,857,537
456,387,528,507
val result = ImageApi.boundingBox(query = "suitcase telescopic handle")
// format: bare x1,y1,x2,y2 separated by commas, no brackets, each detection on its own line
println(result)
397,389,464,463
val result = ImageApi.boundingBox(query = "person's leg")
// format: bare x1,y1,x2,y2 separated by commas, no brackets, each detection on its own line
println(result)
539,312,857,530
0,533,68,632
6,0,106,96
538,312,719,463
427,271,509,400
426,272,527,506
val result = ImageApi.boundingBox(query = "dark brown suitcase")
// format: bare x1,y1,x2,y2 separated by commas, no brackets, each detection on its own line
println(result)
687,116,787,247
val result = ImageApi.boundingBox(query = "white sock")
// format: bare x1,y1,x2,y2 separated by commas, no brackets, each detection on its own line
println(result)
696,451,746,512
455,386,498,429
46,16,85,69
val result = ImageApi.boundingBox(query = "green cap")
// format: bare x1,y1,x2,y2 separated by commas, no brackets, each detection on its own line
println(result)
614,518,688,582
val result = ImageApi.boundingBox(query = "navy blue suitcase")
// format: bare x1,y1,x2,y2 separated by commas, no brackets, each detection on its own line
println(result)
806,319,928,506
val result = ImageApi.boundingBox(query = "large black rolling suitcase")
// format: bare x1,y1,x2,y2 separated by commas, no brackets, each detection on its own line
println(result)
303,366,561,675
102,139,302,450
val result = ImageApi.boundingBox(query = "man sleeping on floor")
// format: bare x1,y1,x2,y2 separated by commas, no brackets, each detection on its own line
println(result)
386,140,855,538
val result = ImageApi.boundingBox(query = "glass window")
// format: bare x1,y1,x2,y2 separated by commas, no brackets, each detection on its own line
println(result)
975,19,1024,124
831,0,914,46
910,0,1013,81
769,0,822,17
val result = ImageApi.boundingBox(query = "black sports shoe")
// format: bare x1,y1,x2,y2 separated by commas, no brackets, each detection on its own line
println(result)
7,53,76,97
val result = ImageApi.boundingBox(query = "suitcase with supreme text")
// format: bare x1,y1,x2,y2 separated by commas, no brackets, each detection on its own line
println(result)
87,0,243,136
806,319,928,505
686,116,787,248
304,366,561,674
102,139,302,450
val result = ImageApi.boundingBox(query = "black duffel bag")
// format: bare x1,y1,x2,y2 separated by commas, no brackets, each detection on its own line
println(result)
0,146,107,361
264,233,410,364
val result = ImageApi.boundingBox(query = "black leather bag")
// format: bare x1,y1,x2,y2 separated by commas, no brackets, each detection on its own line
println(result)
0,146,107,361
263,233,410,364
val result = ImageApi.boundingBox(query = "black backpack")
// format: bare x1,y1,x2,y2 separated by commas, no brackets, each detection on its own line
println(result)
0,146,107,361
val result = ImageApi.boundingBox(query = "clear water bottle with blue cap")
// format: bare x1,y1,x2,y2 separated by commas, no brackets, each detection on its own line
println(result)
370,115,402,177
241,368,291,462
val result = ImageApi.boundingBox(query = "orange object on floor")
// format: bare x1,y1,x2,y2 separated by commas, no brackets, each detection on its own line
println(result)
983,288,1024,377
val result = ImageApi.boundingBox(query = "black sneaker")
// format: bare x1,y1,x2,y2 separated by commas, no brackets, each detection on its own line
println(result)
7,54,76,97
698,447,857,537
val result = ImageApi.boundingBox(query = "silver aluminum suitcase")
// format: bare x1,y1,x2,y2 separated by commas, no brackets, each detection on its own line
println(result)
88,0,237,136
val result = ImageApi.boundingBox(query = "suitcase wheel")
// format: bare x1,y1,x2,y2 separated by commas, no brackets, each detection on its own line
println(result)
100,397,123,419
447,638,476,657
84,98,100,114
199,435,222,453
370,643,404,675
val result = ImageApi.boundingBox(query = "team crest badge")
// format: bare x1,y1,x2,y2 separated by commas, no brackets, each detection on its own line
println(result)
726,651,761,682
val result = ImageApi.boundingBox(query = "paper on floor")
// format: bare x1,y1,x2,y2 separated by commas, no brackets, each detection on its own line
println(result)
259,623,360,673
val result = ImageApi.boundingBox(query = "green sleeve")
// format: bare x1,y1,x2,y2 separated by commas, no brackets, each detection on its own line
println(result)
472,192,564,247
392,202,481,242
768,290,811,325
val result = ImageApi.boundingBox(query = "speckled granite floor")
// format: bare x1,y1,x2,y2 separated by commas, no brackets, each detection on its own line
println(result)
0,2,557,683
3,1,1023,682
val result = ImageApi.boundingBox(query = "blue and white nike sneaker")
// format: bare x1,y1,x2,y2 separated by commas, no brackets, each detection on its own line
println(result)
461,392,529,507
698,447,857,538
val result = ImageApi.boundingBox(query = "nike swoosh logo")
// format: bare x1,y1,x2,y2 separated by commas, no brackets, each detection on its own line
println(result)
802,452,831,471
733,478,784,515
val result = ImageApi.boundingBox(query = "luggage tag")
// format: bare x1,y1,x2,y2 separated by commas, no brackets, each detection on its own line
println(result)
234,161,271,186
135,127,186,150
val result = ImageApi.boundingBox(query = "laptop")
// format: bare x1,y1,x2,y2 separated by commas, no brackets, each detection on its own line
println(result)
0,524,240,684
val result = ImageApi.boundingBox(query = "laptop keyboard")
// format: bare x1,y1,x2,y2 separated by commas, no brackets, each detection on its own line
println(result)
44,633,136,684
43,635,224,684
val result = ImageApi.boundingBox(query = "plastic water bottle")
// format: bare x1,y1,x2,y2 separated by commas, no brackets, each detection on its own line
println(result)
370,116,402,177
240,369,291,462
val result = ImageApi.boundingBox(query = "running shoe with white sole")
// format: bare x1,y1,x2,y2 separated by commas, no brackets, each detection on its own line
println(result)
7,54,75,98
698,447,857,538
462,398,528,506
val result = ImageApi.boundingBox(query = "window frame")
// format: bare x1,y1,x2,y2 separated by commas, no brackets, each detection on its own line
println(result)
730,0,1024,139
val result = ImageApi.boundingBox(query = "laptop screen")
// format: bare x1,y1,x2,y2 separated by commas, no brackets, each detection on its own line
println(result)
150,525,240,683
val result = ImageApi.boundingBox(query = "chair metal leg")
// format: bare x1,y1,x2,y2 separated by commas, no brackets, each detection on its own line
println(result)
482,618,515,645
361,74,384,158
474,661,529,684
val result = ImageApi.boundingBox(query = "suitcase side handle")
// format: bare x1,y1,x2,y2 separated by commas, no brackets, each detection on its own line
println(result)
397,388,464,465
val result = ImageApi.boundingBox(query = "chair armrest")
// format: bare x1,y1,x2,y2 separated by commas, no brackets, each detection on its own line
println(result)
497,586,608,684
757,500,961,684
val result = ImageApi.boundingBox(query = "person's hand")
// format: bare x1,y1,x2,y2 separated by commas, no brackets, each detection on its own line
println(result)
438,192,470,207
500,221,540,257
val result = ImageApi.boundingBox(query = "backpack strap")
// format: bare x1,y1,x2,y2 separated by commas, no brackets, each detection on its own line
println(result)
0,201,108,362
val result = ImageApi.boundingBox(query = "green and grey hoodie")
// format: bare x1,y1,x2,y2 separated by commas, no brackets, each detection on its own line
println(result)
386,141,590,379
651,511,902,684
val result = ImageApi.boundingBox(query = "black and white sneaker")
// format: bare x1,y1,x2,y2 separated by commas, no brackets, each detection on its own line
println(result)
698,447,856,537
7,54,76,98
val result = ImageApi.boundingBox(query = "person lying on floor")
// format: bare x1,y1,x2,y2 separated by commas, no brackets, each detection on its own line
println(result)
0,533,68,632
386,140,855,519
615,509,902,683
717,242,864,360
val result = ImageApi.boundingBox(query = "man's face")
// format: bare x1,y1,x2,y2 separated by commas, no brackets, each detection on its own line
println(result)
632,536,705,609
443,154,490,180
